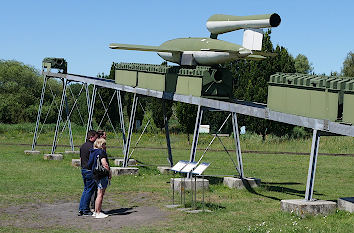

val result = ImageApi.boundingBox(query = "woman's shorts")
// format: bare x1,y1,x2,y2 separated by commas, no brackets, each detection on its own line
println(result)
96,176,109,189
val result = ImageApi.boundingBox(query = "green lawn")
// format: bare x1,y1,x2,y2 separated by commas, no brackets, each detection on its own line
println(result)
0,124,353,232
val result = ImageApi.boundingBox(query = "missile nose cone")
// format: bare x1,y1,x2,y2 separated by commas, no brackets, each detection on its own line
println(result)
270,13,281,27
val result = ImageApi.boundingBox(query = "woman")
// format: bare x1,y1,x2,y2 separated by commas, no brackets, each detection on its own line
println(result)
88,138,112,219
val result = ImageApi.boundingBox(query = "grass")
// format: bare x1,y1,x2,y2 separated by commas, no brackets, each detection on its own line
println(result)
0,123,353,232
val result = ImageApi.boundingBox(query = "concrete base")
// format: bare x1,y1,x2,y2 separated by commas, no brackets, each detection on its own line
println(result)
281,199,336,216
114,159,137,166
177,208,192,211
185,209,212,213
111,167,139,176
65,150,79,155
157,166,172,174
71,159,81,167
338,197,354,213
170,178,209,193
43,154,63,160
24,150,40,155
165,204,181,208
223,177,261,189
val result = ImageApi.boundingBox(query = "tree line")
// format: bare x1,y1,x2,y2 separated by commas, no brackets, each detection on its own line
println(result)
1,33,353,138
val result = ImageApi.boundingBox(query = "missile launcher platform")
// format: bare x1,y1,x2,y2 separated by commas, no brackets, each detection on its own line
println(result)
114,63,233,99
267,73,354,124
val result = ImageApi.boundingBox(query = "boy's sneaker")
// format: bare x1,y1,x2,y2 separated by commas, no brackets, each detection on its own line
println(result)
95,212,108,219
92,212,97,217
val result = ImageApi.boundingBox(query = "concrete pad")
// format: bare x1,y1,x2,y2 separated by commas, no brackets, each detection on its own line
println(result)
111,167,139,176
177,208,192,211
223,177,261,189
114,159,137,166
65,150,79,155
24,150,40,155
281,199,336,216
157,166,172,174
165,204,181,208
71,159,81,167
185,209,212,213
170,178,209,193
338,197,354,213
43,154,63,160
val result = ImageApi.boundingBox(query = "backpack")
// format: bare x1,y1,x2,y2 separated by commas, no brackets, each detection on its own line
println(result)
93,153,109,179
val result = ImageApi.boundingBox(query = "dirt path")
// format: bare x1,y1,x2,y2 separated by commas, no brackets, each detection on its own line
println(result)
0,196,170,232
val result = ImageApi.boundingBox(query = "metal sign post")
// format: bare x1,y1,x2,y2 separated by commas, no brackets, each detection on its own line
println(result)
170,160,188,206
192,162,211,211
180,162,198,207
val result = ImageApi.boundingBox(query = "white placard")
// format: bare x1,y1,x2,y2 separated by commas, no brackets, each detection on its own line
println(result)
180,162,198,173
171,160,188,172
192,162,210,175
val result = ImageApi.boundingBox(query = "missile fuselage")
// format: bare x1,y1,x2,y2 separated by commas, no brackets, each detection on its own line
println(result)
157,38,248,65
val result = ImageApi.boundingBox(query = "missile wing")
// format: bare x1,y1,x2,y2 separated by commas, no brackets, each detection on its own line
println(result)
109,43,181,53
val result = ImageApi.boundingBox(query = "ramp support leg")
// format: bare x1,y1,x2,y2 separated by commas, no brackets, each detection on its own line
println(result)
305,129,321,201
232,112,244,178
85,85,97,140
51,79,68,154
188,105,203,178
117,90,126,155
31,75,48,151
123,93,138,167
163,100,173,167
64,81,74,151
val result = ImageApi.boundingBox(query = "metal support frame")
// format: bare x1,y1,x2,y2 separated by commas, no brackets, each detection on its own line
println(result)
123,93,138,167
188,105,203,178
117,90,126,154
64,80,74,151
232,112,244,179
189,105,204,163
85,85,97,139
305,129,321,201
51,79,68,154
163,100,173,167
31,74,48,151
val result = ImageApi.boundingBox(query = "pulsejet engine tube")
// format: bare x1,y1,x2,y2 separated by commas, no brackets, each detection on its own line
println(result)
206,13,281,35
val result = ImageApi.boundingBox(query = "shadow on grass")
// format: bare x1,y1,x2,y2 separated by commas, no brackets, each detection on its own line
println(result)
241,180,324,201
184,202,226,210
105,207,137,216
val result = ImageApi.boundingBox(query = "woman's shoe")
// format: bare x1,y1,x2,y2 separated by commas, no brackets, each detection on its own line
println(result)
92,212,96,217
95,212,108,219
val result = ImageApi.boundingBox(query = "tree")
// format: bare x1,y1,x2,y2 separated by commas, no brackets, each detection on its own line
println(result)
342,51,354,77
0,60,61,124
148,98,173,130
175,102,197,143
294,54,313,74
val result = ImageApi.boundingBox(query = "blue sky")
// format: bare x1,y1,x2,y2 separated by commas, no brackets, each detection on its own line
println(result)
1,0,353,77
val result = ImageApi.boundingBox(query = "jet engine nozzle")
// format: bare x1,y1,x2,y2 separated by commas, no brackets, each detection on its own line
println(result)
207,13,281,35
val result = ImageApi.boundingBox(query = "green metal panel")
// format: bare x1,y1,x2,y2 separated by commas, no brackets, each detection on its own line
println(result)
175,76,202,96
138,72,165,92
267,73,351,121
115,70,137,87
114,63,233,99
343,80,354,124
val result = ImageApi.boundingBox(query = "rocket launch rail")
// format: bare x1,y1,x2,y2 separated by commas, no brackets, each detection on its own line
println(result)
43,70,354,137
